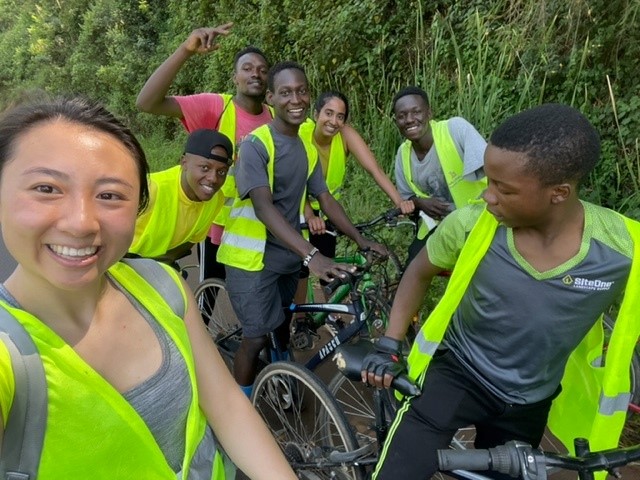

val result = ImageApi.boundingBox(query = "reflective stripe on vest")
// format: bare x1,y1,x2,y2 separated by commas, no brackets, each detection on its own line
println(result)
298,120,346,211
401,119,487,239
599,392,632,416
405,207,640,468
218,124,318,271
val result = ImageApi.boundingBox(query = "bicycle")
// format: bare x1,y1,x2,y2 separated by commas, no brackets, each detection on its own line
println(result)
258,339,638,480
195,209,412,369
249,346,422,480
202,250,396,372
327,316,640,478
438,438,640,480
300,207,413,305
290,207,419,351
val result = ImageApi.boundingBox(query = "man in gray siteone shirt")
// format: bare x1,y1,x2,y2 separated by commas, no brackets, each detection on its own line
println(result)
392,86,487,263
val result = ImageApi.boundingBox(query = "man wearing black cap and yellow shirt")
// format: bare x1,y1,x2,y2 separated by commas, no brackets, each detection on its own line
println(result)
129,129,233,267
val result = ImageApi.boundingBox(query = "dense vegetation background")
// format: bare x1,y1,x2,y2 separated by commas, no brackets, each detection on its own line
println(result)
0,0,638,219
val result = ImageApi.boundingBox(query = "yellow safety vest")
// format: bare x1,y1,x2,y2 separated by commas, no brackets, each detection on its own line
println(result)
298,119,346,210
213,94,274,227
401,119,487,239
0,261,225,479
406,207,640,472
218,124,318,271
129,165,223,258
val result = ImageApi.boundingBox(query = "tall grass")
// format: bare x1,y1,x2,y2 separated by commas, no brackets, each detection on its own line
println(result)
139,1,639,222
336,3,639,220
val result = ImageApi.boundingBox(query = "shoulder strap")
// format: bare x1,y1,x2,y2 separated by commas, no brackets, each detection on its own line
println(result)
0,307,47,480
121,258,185,318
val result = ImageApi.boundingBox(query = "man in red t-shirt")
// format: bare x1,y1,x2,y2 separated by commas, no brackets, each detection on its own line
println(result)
137,23,273,281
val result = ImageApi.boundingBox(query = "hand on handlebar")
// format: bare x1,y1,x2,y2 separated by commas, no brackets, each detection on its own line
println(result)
398,199,415,215
361,336,408,389
357,238,389,258
305,215,326,235
413,197,453,220
307,253,356,283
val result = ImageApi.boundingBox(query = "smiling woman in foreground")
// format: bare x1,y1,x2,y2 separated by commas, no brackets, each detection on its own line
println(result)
0,94,296,480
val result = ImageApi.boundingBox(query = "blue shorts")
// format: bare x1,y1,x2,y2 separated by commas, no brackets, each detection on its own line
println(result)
225,266,299,338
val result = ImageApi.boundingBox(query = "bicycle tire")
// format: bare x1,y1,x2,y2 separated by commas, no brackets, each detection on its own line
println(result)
326,372,395,448
375,249,404,301
193,278,240,369
251,361,366,480
326,373,491,480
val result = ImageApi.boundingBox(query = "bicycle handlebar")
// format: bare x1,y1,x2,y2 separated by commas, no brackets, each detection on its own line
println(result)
352,207,403,231
300,207,406,237
438,439,640,479
335,341,422,398
438,441,530,478
321,250,387,296
322,273,352,296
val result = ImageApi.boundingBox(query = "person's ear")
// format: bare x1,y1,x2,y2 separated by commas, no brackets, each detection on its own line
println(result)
180,154,188,168
266,90,273,106
313,109,319,121
550,183,572,204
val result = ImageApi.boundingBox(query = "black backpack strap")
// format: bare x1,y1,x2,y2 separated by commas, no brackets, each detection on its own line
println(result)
0,308,47,480
121,258,185,318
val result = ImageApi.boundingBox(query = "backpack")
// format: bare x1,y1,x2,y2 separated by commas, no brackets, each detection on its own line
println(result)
0,259,185,480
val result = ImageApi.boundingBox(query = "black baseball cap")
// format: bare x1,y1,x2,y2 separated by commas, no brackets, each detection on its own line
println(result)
184,129,233,165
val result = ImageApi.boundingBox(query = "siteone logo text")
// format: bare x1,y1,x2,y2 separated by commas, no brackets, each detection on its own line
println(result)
573,277,614,291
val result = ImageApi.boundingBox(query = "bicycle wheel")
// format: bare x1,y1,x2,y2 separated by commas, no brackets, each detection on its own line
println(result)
360,288,391,340
326,372,395,448
252,362,366,480
327,373,487,480
193,278,240,368
373,249,404,301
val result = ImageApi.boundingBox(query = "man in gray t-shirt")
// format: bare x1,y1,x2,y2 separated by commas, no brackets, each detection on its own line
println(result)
392,86,487,262
219,62,386,396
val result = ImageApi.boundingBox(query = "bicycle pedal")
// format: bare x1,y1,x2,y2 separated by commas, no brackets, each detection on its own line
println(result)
291,329,318,351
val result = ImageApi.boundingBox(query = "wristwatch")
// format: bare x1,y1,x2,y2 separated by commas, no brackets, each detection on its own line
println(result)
302,247,319,267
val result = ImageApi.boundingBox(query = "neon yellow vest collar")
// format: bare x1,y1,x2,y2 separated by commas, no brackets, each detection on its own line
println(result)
298,119,346,210
406,208,640,465
401,119,487,238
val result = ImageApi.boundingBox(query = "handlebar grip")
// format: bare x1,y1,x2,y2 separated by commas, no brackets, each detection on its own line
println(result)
391,374,421,397
437,448,492,472
322,272,352,296
385,207,402,219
